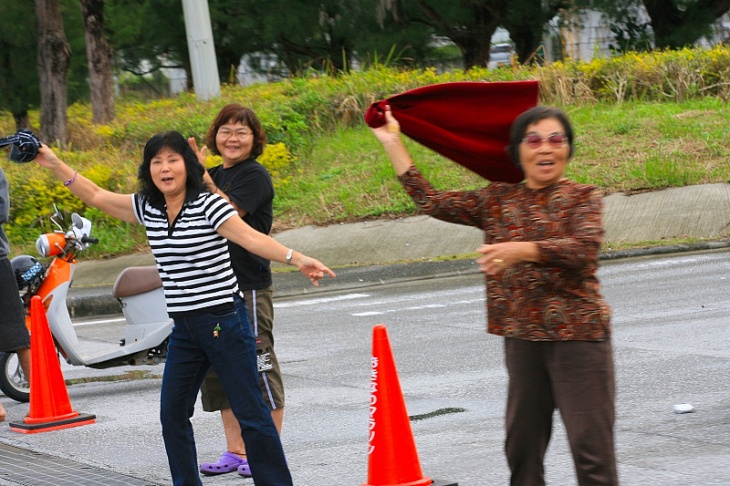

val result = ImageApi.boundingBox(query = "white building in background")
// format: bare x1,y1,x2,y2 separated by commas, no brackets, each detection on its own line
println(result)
237,53,287,86
545,8,614,62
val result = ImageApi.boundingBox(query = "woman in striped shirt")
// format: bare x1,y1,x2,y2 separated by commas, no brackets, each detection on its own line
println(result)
35,131,335,486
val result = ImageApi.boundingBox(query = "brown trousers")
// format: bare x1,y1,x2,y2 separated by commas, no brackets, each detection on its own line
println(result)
504,337,618,486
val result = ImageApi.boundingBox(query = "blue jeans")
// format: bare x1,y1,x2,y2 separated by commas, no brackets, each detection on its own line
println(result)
160,294,292,486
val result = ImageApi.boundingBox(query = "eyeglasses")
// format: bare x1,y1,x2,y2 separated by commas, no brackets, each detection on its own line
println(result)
522,133,567,149
218,129,253,139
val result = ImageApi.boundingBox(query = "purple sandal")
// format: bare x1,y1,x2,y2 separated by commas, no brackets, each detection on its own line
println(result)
199,451,246,476
238,461,252,477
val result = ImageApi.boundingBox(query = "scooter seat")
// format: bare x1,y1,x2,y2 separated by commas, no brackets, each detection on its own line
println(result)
112,266,163,298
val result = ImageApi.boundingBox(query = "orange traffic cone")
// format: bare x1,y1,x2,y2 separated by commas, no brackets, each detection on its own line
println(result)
9,296,96,434
364,324,458,486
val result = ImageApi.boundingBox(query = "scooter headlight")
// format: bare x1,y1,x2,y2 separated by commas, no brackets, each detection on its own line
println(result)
36,232,65,257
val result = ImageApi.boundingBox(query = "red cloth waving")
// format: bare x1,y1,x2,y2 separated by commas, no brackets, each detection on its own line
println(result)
364,81,540,183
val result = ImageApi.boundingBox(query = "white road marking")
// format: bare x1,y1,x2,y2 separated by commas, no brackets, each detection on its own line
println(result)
274,293,371,308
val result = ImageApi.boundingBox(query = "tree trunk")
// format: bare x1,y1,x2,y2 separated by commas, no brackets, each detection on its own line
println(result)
509,24,542,65
326,40,352,73
35,0,70,147
502,0,569,65
416,0,501,70
458,27,499,68
80,0,115,124
642,0,730,48
12,111,31,132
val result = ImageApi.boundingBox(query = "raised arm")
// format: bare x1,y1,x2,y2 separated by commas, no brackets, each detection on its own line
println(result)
35,145,137,223
216,215,336,286
187,136,246,217
370,105,415,176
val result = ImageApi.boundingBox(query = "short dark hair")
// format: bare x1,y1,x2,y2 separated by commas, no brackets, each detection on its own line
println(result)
205,104,267,159
507,106,574,167
138,131,206,205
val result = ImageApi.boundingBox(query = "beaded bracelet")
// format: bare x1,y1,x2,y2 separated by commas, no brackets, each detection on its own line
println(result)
64,171,78,187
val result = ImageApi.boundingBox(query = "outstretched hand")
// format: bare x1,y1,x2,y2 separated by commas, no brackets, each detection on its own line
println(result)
296,256,336,286
34,145,61,169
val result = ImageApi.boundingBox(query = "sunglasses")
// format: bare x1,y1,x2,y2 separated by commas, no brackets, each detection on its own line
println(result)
522,133,567,149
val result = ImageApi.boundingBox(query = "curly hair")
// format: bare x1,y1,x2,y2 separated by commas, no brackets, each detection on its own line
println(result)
205,104,267,159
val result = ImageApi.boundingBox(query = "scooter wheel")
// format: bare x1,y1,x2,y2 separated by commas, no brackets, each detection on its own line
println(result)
0,352,30,403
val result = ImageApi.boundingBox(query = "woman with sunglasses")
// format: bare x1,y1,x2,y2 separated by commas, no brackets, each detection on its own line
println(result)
371,105,618,485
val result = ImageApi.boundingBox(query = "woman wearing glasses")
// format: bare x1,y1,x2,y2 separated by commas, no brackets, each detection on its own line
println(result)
371,105,618,485
188,104,285,478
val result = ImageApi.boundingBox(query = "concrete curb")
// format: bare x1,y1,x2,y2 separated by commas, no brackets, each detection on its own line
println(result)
598,239,730,260
67,239,730,318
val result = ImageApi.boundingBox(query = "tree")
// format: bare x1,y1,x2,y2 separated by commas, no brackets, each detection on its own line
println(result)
206,0,251,82
587,0,730,49
107,0,191,92
409,0,504,69
35,0,71,146
500,0,572,65
0,1,40,131
642,0,730,48
355,0,437,68
376,0,568,68
222,0,362,74
0,0,92,132
275,0,357,73
205,0,436,79
80,0,115,124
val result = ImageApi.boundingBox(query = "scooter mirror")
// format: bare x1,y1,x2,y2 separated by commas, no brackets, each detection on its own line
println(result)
72,213,84,229
50,204,65,232
70,212,92,245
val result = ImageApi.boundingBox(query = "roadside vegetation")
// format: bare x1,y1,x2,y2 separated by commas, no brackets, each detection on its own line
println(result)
2,46,729,258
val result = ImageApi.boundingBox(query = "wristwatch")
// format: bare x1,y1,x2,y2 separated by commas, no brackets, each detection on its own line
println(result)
285,248,294,266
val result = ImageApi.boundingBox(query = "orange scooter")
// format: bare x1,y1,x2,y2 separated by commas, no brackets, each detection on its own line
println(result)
0,206,172,402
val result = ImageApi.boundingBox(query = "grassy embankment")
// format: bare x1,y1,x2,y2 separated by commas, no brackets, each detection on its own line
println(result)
2,47,729,262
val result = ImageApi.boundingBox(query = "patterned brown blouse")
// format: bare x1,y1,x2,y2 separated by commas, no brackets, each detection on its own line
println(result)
398,166,611,342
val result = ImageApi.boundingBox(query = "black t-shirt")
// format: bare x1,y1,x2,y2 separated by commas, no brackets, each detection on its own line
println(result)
209,159,274,290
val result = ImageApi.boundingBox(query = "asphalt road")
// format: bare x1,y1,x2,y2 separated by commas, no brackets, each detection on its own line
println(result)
1,249,729,485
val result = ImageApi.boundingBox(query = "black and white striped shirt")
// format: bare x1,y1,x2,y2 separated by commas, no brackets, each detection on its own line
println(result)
132,191,240,315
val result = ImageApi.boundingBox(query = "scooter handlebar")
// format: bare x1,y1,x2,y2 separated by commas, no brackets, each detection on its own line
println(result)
81,235,99,245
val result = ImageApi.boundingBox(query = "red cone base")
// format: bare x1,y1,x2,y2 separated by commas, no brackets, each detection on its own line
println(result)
9,413,97,434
